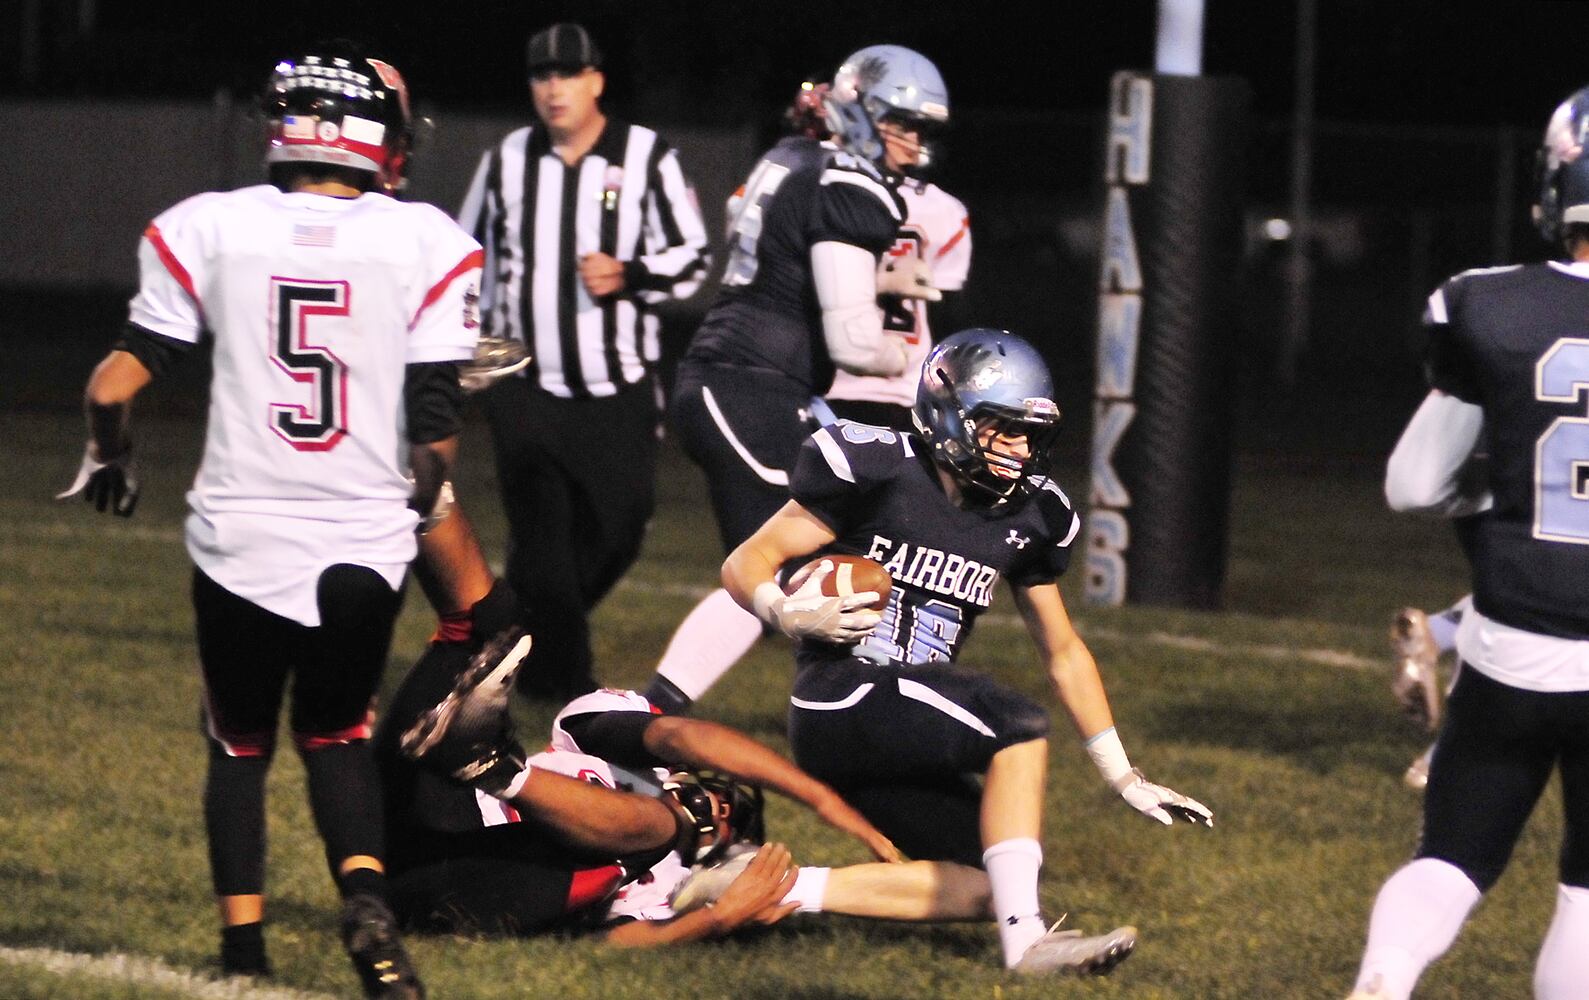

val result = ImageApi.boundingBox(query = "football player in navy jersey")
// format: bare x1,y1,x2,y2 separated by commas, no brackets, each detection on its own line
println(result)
1346,90,1589,1000
644,46,943,717
720,328,1212,975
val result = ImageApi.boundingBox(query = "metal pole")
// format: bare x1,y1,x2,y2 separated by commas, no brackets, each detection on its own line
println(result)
1282,0,1317,386
1156,0,1204,76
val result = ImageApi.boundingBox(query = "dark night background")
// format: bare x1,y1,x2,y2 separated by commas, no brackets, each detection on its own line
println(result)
7,0,1589,459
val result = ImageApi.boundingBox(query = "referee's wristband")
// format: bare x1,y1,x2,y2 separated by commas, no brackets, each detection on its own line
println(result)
1084,726,1134,788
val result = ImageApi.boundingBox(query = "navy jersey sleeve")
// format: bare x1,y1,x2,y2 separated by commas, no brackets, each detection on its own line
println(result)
1007,479,1082,587
809,159,904,255
790,422,910,532
1422,276,1483,403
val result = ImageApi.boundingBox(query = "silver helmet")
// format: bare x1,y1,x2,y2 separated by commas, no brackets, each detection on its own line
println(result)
825,45,949,172
912,328,1062,506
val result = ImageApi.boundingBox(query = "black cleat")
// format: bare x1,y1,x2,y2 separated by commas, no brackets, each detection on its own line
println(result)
341,894,424,999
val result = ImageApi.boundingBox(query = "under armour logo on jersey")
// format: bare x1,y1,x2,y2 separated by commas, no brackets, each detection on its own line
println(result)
1005,530,1030,549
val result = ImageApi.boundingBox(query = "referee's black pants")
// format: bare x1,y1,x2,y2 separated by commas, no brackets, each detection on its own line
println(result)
481,376,658,699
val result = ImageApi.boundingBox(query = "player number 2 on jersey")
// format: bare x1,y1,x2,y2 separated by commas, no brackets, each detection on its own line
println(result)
1534,337,1589,544
269,278,350,452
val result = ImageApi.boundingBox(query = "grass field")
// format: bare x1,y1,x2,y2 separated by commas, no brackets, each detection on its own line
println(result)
0,396,1563,1000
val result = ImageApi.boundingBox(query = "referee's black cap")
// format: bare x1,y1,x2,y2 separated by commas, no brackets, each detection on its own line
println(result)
527,23,603,75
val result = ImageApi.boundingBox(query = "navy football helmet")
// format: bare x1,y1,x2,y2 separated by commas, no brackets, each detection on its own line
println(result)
825,45,949,172
913,328,1062,507
663,770,765,866
1535,86,1589,245
263,46,414,194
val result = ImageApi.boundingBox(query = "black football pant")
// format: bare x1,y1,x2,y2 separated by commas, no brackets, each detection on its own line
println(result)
787,656,1051,868
1418,665,1589,891
194,565,403,898
671,360,816,554
482,377,658,700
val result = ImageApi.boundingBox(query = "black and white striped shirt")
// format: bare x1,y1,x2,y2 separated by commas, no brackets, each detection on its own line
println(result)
458,120,710,398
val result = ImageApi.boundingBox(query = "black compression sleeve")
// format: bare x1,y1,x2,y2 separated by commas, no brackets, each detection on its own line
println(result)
404,362,464,444
558,712,665,769
114,322,195,381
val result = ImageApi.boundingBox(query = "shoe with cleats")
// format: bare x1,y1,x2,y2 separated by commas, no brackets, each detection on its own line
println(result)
1013,921,1138,976
341,894,424,999
400,629,532,796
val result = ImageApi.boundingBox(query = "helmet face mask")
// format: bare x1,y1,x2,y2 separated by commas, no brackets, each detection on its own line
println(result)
1535,87,1589,247
262,47,415,195
825,45,949,174
913,329,1062,508
663,770,765,866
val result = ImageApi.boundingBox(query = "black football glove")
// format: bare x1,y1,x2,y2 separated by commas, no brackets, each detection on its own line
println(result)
57,444,140,517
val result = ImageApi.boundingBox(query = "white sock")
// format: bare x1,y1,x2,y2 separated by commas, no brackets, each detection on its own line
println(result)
1354,858,1482,999
1535,883,1589,1000
781,865,830,914
653,589,763,700
983,838,1046,968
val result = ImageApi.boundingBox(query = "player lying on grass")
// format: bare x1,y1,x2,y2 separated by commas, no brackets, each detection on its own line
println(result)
385,655,1133,971
721,328,1213,973
381,490,1135,972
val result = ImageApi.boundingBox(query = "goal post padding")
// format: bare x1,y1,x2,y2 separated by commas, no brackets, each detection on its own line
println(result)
1085,72,1251,610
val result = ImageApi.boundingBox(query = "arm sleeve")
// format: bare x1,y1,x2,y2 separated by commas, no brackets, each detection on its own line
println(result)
403,362,464,444
557,711,666,769
625,143,712,304
113,321,196,381
1384,390,1490,516
812,241,904,376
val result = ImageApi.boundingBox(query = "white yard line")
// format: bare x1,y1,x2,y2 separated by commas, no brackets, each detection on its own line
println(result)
0,945,339,1000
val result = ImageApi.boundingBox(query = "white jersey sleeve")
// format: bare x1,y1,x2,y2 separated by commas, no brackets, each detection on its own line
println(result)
404,203,485,364
128,192,228,342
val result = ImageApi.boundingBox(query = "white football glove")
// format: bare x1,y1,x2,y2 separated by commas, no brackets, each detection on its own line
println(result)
1113,769,1214,827
875,253,942,302
752,561,882,644
57,444,140,517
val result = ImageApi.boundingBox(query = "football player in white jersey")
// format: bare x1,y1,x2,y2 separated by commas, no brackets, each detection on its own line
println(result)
60,46,482,999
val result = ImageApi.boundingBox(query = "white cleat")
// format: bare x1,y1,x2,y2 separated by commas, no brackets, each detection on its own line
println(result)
1013,921,1138,976
401,629,532,759
668,844,759,914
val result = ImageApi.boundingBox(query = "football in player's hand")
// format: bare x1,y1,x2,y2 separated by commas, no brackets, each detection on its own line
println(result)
784,554,892,610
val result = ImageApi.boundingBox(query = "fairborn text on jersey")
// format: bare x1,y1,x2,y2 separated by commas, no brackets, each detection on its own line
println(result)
863,534,1001,607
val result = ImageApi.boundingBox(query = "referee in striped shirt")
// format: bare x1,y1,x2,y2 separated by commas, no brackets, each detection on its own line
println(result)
458,23,710,700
